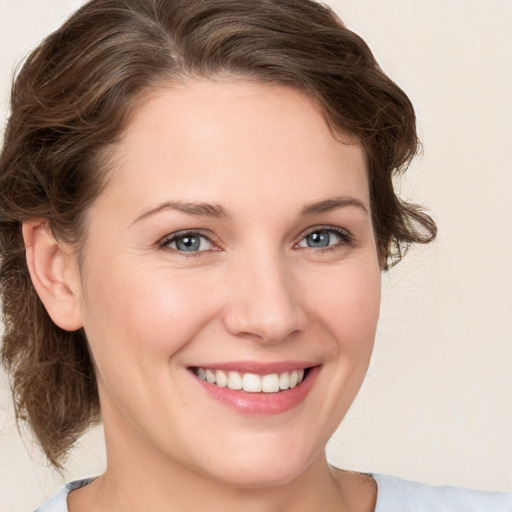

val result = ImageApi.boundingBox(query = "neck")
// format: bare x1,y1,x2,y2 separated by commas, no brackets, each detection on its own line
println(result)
102,452,345,512
70,434,356,512
68,404,376,512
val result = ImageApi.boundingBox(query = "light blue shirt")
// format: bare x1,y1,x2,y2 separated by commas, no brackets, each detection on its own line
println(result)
34,474,512,511
372,474,512,511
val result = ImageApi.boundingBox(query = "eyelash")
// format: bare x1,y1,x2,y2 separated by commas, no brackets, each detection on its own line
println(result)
159,229,218,255
294,226,354,252
158,226,354,255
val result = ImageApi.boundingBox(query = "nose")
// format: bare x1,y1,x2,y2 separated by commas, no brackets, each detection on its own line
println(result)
223,251,307,344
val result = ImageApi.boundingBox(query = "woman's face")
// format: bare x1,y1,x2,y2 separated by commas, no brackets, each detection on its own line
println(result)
76,80,381,486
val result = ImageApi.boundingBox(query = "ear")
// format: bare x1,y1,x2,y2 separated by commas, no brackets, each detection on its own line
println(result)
22,219,84,331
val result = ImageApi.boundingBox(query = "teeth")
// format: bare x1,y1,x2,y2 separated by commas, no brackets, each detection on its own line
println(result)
216,370,228,387
261,373,280,393
194,367,306,393
279,372,290,390
242,373,261,392
227,371,243,390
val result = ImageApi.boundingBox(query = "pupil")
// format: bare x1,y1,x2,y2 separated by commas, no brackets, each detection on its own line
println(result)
177,236,200,251
308,231,330,248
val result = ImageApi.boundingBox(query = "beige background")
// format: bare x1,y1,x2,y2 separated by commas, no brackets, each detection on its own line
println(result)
1,1,511,510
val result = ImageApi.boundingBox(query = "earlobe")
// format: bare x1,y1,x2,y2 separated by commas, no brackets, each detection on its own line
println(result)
22,219,84,331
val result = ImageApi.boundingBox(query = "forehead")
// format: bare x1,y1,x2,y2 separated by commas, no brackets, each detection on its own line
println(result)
101,80,369,215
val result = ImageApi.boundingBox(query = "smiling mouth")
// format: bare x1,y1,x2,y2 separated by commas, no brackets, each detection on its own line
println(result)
191,367,310,393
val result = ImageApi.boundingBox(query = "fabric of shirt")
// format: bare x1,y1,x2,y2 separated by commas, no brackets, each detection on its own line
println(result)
34,473,512,511
372,474,512,511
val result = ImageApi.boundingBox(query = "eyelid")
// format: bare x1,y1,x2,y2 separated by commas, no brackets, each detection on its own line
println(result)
158,229,220,252
294,225,354,249
157,225,353,253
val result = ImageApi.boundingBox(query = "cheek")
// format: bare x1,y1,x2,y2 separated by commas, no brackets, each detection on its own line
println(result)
304,259,381,351
80,260,222,380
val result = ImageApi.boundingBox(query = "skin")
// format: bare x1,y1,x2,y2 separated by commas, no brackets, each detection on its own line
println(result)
25,80,381,511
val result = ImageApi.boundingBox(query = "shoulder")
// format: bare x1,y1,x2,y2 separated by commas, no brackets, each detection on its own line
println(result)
34,479,95,512
373,473,512,512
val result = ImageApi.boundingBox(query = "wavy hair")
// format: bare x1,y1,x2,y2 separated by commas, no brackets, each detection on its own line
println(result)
0,0,436,467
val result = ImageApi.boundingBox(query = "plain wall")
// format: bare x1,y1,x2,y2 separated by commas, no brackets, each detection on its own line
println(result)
0,1,511,510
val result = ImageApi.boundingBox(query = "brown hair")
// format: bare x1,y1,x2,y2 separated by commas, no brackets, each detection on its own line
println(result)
0,0,436,468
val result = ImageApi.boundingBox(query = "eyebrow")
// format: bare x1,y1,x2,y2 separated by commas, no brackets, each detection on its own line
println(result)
132,195,368,225
300,196,368,216
132,201,229,225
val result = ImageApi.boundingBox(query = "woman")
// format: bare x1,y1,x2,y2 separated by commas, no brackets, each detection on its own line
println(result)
0,0,510,510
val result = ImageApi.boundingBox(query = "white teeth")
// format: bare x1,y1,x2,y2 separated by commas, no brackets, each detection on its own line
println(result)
216,370,228,387
261,373,280,393
195,367,307,393
227,371,243,390
279,372,290,390
242,373,261,392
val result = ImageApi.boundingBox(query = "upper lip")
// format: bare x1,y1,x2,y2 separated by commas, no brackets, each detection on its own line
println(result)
188,361,319,375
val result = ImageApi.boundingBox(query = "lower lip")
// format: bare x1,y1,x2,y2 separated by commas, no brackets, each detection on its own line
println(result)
192,366,320,415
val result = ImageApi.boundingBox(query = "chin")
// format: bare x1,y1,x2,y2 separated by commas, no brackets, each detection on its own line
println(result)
193,435,320,489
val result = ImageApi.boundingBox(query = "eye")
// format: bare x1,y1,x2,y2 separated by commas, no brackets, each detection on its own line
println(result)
160,231,213,252
296,228,350,250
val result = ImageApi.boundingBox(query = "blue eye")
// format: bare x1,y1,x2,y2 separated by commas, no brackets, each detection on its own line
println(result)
297,228,348,249
162,233,213,252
